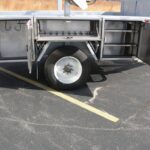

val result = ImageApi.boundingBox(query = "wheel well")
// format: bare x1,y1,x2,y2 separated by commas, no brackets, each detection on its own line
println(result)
36,42,98,80
36,42,97,63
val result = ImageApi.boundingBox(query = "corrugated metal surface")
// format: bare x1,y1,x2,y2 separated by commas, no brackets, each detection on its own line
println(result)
121,0,150,16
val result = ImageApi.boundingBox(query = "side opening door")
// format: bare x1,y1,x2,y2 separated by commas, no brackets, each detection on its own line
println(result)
0,18,34,73
100,18,142,61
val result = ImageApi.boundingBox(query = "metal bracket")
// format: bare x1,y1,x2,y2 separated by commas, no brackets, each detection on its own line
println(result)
37,42,51,62
86,42,98,61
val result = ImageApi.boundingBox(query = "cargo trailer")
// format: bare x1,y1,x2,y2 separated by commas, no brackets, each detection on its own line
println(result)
0,0,150,90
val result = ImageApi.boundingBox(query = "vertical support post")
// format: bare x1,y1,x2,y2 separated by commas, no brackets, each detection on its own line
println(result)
57,0,62,12
64,0,71,16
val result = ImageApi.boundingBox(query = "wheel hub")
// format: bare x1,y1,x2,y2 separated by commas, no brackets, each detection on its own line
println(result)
54,56,82,84
63,64,73,74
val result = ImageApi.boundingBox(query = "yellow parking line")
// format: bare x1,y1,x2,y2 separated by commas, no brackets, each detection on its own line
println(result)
0,67,119,123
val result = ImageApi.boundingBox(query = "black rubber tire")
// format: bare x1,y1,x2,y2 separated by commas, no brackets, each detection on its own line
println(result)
44,46,91,90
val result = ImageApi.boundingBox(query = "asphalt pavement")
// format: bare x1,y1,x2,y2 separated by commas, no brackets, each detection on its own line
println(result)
0,60,149,150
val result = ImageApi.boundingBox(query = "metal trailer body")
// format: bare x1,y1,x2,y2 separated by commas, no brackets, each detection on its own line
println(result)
0,0,150,89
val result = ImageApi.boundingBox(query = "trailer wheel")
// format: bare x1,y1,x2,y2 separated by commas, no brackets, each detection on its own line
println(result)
44,46,91,90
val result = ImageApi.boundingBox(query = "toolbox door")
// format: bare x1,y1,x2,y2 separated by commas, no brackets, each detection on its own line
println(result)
100,19,142,60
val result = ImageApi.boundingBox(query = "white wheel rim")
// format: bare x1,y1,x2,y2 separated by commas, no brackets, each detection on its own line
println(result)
54,56,82,84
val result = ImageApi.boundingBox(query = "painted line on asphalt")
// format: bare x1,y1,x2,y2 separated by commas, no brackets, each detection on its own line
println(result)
0,67,119,123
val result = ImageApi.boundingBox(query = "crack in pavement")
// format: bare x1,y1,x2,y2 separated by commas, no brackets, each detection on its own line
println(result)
85,87,103,104
0,116,150,132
